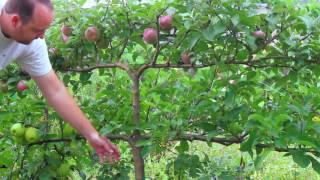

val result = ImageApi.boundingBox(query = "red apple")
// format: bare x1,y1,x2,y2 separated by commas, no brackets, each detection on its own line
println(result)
181,52,191,64
84,26,100,42
61,34,69,43
16,80,28,91
159,15,173,30
60,25,73,36
252,30,266,38
143,28,158,44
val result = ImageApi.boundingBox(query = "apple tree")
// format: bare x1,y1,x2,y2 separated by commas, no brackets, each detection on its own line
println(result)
2,0,320,179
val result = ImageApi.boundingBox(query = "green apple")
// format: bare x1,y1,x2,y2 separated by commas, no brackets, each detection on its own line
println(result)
13,136,27,145
57,163,71,177
10,123,25,137
25,127,40,143
63,124,76,137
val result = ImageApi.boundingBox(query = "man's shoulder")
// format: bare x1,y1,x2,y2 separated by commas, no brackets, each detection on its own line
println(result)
18,38,48,55
28,38,47,50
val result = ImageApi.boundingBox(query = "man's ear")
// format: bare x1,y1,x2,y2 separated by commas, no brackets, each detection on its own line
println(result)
11,15,21,28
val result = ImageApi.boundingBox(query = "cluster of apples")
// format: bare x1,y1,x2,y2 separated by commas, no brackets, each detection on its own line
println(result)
60,25,100,43
143,15,192,65
10,123,40,144
143,15,172,44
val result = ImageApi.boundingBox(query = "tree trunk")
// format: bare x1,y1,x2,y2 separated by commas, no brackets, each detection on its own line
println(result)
131,72,145,179
132,143,144,180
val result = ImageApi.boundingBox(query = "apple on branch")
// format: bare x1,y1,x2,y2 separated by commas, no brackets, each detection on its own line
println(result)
10,123,25,137
143,28,158,44
25,127,40,143
181,52,191,64
60,25,73,36
16,80,28,91
84,26,100,42
159,15,173,31
60,25,72,43
252,30,266,39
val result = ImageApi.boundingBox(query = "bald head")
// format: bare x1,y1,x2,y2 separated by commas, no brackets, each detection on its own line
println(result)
0,0,54,44
4,0,53,24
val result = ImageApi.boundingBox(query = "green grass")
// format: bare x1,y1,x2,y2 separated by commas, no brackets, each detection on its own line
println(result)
142,141,320,179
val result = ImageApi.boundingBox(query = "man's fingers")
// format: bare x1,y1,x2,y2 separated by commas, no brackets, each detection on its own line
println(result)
98,151,116,164
98,152,106,164
94,136,121,164
103,137,121,159
101,137,115,154
110,144,120,160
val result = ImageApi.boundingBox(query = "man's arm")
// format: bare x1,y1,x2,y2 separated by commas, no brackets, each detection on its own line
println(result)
32,69,120,163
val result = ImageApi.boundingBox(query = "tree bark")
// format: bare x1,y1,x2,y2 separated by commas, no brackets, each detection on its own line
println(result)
131,141,144,180
131,72,145,180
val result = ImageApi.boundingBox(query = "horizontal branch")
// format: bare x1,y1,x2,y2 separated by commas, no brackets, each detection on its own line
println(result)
60,56,318,74
106,134,131,142
24,134,320,154
174,134,243,144
61,61,129,72
28,138,71,146
27,134,131,147
256,144,319,154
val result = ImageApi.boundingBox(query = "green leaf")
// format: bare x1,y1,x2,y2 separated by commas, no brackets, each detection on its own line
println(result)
202,22,226,41
311,157,320,174
254,148,272,169
291,151,311,168
0,149,15,166
140,145,152,158
248,114,265,122
299,15,314,30
224,89,235,107
189,33,200,50
79,72,92,82
175,140,189,154
184,20,192,30
63,74,71,84
231,15,240,26
240,131,258,157
313,124,320,134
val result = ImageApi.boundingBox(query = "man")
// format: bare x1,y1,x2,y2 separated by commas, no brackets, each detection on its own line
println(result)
0,0,120,164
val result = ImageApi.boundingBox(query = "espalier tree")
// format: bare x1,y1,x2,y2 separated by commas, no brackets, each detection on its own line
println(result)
1,0,320,179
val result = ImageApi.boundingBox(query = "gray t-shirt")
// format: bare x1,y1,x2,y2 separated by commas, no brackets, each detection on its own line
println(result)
0,0,52,77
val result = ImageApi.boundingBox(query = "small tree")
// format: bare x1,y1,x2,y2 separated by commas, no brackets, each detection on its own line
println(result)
2,0,320,179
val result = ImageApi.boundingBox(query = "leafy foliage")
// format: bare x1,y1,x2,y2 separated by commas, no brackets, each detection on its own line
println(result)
2,0,320,179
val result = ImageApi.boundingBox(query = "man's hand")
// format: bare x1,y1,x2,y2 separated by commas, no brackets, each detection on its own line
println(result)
88,133,120,164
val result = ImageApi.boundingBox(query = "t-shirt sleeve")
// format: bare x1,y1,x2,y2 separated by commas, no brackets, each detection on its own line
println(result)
16,39,52,77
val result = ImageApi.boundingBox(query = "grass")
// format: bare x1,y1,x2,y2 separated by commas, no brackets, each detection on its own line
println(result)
142,141,320,179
